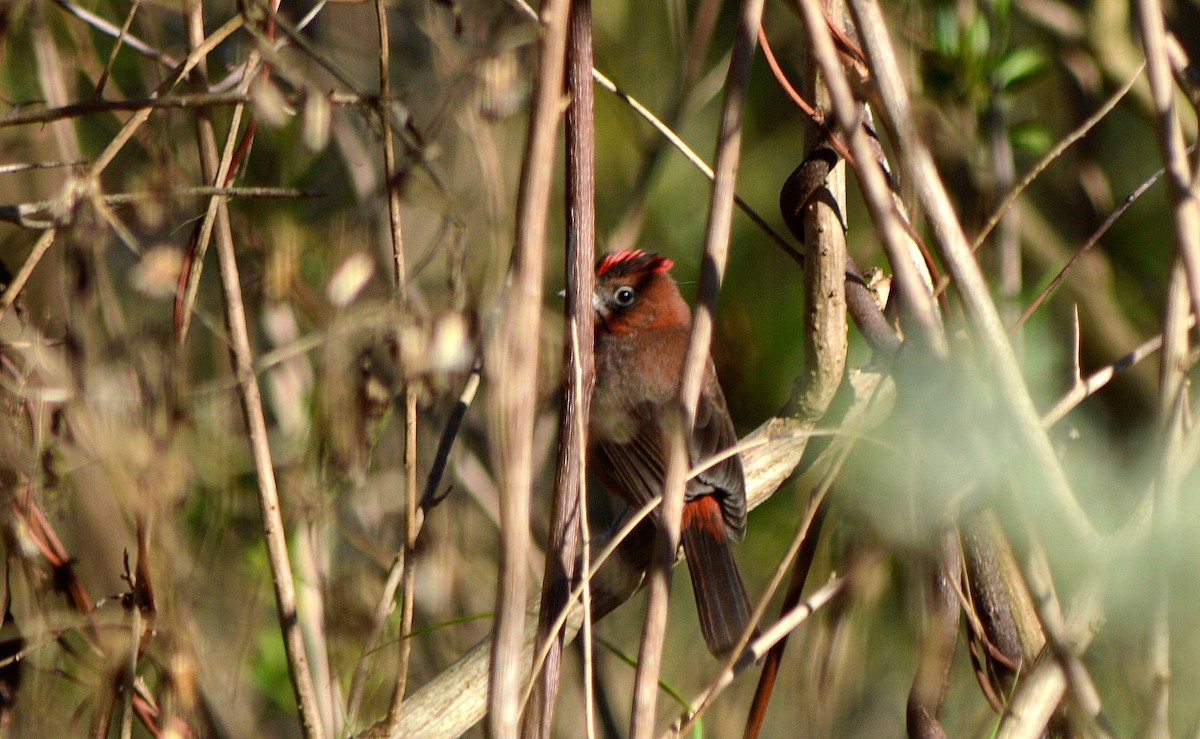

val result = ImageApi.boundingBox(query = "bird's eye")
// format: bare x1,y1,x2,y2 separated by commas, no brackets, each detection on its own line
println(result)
614,286,636,307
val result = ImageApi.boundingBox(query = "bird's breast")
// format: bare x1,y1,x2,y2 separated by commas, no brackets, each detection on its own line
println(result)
591,330,685,442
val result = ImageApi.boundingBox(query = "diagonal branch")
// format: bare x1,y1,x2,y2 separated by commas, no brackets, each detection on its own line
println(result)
848,0,1096,544
627,0,765,735
182,3,324,736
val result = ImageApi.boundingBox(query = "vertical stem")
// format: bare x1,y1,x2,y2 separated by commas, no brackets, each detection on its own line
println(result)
375,0,420,723
182,3,324,736
1135,2,1200,730
627,0,765,736
744,4,848,730
524,0,596,735
1136,0,1200,328
983,1,1020,336
988,102,1021,334
487,0,572,734
1149,263,1189,738
905,529,961,738
376,0,408,296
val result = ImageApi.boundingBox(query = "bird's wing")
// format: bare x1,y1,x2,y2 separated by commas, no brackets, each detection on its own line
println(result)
593,401,669,513
595,367,746,540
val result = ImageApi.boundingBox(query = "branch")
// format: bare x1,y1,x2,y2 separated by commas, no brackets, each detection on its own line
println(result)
182,3,324,736
523,0,597,733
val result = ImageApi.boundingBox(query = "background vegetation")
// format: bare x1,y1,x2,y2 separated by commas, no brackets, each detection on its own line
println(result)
0,0,1197,736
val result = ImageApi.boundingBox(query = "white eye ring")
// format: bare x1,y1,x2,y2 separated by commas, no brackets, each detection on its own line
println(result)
614,286,635,306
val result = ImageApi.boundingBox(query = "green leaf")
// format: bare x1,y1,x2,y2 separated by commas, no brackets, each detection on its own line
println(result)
934,8,960,58
992,0,1011,32
994,47,1046,91
964,14,991,63
1010,121,1053,155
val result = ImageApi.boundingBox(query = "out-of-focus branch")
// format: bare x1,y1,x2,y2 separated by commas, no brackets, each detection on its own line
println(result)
849,0,1095,544
51,0,179,67
370,0,422,730
1021,204,1160,414
485,0,571,734
995,542,1109,738
1092,17,1200,728
906,530,961,739
1136,0,1200,343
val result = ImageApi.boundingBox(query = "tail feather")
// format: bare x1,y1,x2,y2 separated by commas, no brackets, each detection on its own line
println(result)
680,496,754,658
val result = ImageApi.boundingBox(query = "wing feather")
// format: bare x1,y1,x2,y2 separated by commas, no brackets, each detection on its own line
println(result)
593,361,746,540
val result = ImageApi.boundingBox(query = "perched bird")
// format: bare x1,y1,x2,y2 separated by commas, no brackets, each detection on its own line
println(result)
589,249,753,657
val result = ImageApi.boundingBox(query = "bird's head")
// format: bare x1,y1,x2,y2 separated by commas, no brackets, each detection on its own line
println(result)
593,250,689,335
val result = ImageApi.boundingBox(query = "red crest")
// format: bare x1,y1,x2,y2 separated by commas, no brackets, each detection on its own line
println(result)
596,250,674,277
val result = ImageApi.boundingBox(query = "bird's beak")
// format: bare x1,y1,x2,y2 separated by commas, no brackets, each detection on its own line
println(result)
559,289,606,319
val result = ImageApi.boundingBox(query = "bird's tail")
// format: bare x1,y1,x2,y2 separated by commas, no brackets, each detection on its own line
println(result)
680,495,754,658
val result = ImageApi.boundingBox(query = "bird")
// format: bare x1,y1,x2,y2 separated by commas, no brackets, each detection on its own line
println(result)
589,249,753,658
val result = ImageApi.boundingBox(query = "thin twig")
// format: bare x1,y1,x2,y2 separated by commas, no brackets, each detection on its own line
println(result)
629,1,764,735
590,69,802,266
669,572,848,739
50,0,179,68
757,24,854,165
344,544,408,733
1135,40,1200,735
607,0,724,253
372,0,421,728
972,64,1144,253
0,92,372,129
174,31,260,343
182,3,325,736
0,228,57,324
95,1,141,99
1040,317,1192,429
90,16,243,177
1010,147,1186,333
1136,0,1200,335
0,187,319,230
